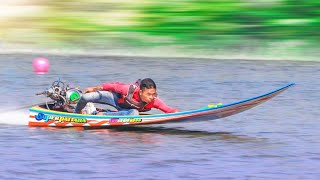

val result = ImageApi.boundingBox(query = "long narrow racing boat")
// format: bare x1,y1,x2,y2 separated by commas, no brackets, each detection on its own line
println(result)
28,82,295,127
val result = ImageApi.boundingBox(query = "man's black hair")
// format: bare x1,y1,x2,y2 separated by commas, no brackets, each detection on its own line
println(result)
140,78,156,90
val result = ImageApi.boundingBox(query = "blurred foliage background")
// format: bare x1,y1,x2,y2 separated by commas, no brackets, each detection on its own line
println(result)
1,0,319,60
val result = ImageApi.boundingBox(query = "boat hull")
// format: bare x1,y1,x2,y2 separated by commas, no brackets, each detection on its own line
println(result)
29,83,295,127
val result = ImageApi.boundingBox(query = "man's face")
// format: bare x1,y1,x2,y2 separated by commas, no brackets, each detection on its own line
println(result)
139,88,157,103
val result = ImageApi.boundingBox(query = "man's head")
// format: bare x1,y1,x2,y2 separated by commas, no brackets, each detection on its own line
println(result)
139,78,157,103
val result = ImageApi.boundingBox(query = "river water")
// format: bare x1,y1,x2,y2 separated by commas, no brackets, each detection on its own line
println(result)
0,53,319,179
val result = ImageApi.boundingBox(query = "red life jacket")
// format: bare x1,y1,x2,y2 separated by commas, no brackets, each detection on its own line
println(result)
117,80,151,112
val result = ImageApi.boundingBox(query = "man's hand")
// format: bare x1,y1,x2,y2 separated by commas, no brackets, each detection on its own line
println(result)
84,86,102,93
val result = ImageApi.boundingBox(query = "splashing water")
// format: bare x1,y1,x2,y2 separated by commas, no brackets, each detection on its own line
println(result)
0,109,29,125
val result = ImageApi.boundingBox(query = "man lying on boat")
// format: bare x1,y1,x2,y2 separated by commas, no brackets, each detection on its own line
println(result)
74,78,179,116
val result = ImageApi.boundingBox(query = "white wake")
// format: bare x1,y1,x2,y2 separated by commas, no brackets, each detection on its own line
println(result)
0,109,29,125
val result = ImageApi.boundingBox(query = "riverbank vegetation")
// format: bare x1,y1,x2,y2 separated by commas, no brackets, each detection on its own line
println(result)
1,0,319,60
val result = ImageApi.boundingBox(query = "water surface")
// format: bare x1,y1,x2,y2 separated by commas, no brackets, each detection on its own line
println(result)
0,54,319,179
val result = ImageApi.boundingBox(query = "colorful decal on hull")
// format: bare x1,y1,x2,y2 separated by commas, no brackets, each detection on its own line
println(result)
109,118,143,123
35,113,87,123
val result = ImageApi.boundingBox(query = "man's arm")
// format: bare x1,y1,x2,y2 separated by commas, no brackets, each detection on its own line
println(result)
101,82,130,95
84,86,103,93
153,98,178,113
83,82,129,94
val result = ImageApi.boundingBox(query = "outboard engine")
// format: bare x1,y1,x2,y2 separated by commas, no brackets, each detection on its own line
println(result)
36,79,82,109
